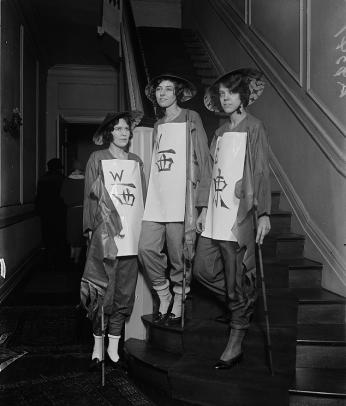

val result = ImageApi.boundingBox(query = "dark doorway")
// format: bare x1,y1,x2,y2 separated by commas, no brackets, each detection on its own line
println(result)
64,123,103,174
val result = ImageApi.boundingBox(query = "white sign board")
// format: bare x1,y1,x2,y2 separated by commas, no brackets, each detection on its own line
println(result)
202,132,247,241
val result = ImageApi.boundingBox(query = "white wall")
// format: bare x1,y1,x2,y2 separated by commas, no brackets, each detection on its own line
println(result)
46,65,118,160
125,126,154,340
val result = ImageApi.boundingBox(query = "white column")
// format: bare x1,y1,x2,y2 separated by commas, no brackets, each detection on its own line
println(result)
125,125,153,340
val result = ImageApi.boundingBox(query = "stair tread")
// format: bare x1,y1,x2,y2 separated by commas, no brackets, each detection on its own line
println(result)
286,258,323,269
168,353,293,405
263,257,323,269
125,338,180,371
266,232,305,241
297,324,346,344
291,288,346,303
270,210,291,216
290,367,346,397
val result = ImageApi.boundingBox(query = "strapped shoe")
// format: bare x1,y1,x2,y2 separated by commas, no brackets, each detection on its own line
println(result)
153,312,166,324
164,313,182,326
88,358,102,371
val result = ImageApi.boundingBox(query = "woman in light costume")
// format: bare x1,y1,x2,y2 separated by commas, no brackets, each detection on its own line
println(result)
81,111,145,369
138,74,212,325
194,68,271,369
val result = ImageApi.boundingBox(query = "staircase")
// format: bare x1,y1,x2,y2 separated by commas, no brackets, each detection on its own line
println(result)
136,27,219,140
126,27,346,405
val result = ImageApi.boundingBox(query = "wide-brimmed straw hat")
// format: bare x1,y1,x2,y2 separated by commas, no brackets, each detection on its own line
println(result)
145,73,197,104
93,110,144,145
204,68,265,113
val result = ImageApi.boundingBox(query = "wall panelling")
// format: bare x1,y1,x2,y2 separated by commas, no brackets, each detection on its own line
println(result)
250,0,303,85
307,0,346,134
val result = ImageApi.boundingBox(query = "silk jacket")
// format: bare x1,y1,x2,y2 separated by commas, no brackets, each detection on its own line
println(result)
152,109,212,260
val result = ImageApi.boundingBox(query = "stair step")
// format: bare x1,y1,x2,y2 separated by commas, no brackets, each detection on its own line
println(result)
285,258,323,270
293,289,346,324
278,258,323,289
196,68,216,78
192,60,214,69
256,257,323,289
296,343,346,369
293,288,346,304
298,324,346,344
189,54,210,62
126,338,294,406
170,353,292,406
181,33,199,42
297,324,346,368
262,233,305,260
142,314,184,354
125,338,180,393
258,261,289,289
184,42,205,50
271,191,281,211
255,289,298,325
141,316,297,373
289,268,322,288
289,368,346,404
270,210,292,233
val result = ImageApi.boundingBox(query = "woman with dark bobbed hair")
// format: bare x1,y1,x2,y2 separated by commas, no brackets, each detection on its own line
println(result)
138,74,212,326
194,68,271,369
81,111,145,370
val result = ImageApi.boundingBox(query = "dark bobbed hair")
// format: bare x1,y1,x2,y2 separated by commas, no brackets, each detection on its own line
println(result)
101,114,133,147
211,75,251,112
148,77,186,118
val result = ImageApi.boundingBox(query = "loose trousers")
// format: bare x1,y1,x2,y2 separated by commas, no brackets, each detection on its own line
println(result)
138,221,189,288
193,236,257,330
92,256,138,336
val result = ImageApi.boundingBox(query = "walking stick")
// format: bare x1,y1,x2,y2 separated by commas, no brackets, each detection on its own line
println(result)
181,258,188,329
101,305,106,386
252,209,274,376
247,143,274,376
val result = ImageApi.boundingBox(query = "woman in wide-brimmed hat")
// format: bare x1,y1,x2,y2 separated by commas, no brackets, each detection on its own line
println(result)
138,73,212,327
81,110,146,370
193,68,271,369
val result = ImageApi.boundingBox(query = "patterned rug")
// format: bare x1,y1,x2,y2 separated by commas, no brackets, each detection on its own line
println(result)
0,368,155,406
1,305,92,354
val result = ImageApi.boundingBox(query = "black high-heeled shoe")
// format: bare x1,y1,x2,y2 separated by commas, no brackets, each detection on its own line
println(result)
88,358,103,371
213,352,243,370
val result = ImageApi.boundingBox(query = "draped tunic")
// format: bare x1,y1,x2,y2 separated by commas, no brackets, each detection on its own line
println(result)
208,113,271,288
151,109,212,261
81,149,146,317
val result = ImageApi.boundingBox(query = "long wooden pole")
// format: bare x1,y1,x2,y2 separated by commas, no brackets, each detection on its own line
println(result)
247,143,274,376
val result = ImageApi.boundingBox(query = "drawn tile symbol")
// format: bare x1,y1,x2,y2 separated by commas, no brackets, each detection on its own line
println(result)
114,187,136,206
213,168,229,209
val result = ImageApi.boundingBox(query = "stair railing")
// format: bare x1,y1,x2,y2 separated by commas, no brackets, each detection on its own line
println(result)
120,0,154,119
120,0,155,342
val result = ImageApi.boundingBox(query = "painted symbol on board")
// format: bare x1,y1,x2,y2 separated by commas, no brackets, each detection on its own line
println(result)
110,170,136,206
155,133,176,172
213,168,229,209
